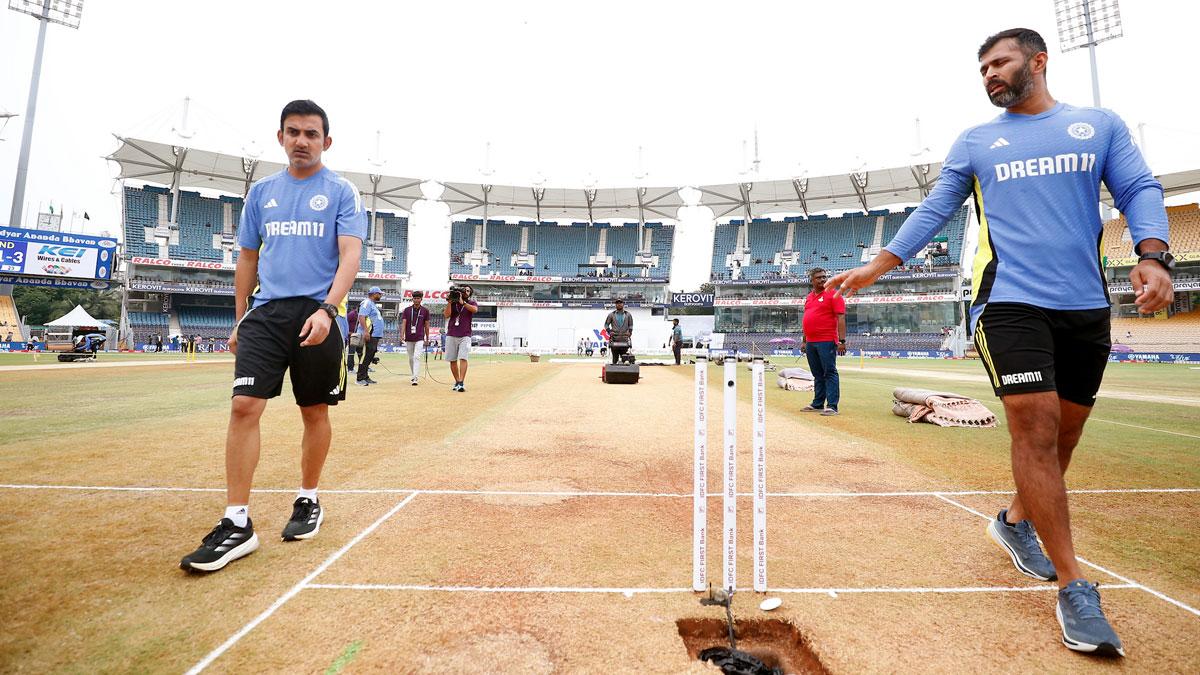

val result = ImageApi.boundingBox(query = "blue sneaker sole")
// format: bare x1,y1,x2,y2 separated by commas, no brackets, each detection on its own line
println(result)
987,519,1057,581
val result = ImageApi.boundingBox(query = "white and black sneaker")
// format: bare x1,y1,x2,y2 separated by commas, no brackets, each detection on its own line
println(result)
281,497,324,541
180,518,259,572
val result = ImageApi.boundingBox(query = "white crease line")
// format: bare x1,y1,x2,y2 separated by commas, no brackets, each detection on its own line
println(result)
307,584,690,594
1088,417,1200,440
1,484,1197,497
185,492,418,675
933,494,1200,619
304,583,1138,595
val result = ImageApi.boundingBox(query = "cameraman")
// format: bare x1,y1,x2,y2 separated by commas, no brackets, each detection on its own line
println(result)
603,298,633,365
442,284,477,392
355,286,384,386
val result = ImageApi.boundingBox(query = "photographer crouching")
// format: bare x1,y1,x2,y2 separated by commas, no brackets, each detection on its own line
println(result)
442,284,477,392
604,298,634,365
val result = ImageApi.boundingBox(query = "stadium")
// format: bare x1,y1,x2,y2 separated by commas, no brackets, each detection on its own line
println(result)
1,1,1198,673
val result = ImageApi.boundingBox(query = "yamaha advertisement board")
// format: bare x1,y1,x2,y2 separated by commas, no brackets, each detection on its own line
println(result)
0,227,117,281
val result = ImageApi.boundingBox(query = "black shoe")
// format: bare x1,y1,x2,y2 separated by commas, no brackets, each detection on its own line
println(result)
365,378,379,385
282,497,324,541
457,383,466,392
180,518,259,572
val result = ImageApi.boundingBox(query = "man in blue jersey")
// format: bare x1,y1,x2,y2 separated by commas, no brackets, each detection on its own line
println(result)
831,29,1174,656
356,287,385,386
181,100,366,573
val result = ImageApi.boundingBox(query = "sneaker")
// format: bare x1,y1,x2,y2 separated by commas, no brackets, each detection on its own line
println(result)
180,518,259,572
987,509,1057,581
452,382,463,392
365,378,379,385
356,379,370,387
801,405,822,412
368,367,376,373
1056,580,1124,656
281,497,324,541
820,408,839,416
411,379,418,386
457,383,466,392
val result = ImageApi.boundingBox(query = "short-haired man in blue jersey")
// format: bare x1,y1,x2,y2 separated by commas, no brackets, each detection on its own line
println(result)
181,100,367,573
831,29,1174,657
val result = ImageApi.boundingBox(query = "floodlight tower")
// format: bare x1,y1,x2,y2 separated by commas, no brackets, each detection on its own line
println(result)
7,0,85,228
1054,0,1123,108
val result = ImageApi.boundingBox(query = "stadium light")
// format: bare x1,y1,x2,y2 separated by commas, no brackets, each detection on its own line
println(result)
1053,0,1122,107
7,0,85,228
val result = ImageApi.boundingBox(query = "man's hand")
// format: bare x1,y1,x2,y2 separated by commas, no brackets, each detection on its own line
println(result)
228,325,239,354
299,310,332,347
837,342,847,356
800,340,806,355
1130,260,1174,315
829,265,881,299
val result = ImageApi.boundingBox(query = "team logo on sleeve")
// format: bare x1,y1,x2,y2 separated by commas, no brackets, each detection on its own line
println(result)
309,194,329,211
1067,122,1095,140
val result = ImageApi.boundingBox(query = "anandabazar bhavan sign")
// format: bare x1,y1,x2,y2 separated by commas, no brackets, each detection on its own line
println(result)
0,226,117,280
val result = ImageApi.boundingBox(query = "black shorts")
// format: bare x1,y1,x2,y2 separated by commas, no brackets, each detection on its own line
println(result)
233,297,348,407
973,302,1110,406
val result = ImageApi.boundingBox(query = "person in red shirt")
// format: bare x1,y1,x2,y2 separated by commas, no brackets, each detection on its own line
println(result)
800,267,847,415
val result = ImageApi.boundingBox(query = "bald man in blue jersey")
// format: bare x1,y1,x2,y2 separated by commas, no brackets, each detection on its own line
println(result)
181,100,366,573
832,29,1174,657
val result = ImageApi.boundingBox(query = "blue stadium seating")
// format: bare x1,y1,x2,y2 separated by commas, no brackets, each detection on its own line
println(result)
178,305,235,338
171,191,222,261
447,220,674,278
122,186,165,257
712,205,969,281
881,204,969,265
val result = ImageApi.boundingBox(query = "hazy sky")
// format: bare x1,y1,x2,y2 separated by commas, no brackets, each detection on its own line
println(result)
2,0,1197,289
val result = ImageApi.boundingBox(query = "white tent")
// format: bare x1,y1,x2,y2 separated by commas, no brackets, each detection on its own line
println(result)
46,305,105,327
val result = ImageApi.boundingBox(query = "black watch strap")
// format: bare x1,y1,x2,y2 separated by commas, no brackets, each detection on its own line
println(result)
1138,251,1175,271
319,302,339,318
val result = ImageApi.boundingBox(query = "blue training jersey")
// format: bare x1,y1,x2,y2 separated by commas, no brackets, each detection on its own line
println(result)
358,297,384,338
238,167,367,310
885,102,1168,330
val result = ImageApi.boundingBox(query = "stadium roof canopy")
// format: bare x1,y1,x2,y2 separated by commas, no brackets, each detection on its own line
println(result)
106,137,426,212
108,136,1200,221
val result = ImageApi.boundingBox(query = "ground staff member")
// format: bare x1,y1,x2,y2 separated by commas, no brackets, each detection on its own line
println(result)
356,287,384,386
830,29,1172,656
800,267,846,416
671,318,683,365
180,99,365,573
603,298,633,364
443,285,477,392
401,291,431,386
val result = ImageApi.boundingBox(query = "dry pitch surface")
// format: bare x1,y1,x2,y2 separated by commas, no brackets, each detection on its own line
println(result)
0,354,1197,673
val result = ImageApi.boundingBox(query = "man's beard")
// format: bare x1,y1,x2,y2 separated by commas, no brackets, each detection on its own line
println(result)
987,59,1035,108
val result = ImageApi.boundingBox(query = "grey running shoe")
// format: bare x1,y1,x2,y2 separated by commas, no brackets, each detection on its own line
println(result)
988,509,1057,581
1057,580,1124,656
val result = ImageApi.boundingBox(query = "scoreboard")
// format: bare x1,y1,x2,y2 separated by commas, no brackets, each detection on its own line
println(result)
0,226,116,281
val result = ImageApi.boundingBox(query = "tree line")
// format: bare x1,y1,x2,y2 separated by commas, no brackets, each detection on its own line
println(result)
10,287,122,326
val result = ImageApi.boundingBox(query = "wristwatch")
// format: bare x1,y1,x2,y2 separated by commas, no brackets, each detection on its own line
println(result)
318,303,339,319
1138,251,1175,271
